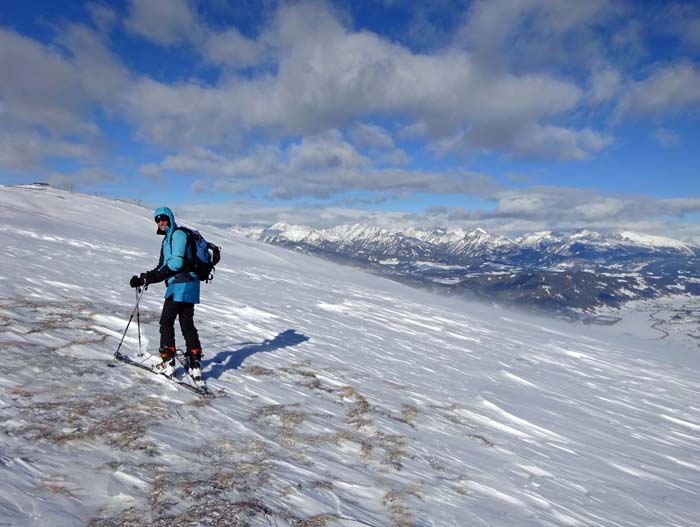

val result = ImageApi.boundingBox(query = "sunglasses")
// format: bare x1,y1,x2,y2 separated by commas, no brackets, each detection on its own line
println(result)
154,214,170,223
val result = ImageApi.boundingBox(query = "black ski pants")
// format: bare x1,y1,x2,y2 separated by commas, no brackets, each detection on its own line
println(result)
159,296,201,352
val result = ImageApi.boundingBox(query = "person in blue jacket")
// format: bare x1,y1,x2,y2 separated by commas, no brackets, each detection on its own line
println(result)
130,207,203,381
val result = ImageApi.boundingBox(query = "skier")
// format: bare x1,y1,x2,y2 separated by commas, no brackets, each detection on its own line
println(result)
130,207,203,382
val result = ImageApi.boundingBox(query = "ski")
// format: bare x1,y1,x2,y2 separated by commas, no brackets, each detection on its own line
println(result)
111,351,213,397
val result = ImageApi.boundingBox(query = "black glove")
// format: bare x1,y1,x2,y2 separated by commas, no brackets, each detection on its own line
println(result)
143,267,174,285
130,274,145,288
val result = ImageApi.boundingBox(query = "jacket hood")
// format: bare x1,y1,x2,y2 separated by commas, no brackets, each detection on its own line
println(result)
154,206,178,234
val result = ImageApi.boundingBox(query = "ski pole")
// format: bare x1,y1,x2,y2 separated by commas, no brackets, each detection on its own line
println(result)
136,287,143,356
115,285,147,358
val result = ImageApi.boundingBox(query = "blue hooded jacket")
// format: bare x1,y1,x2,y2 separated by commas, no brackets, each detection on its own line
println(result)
153,207,200,304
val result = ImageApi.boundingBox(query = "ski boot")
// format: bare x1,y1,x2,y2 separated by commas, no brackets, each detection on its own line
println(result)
186,348,203,383
155,345,176,378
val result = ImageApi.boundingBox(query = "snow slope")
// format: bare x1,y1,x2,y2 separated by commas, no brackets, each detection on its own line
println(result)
1,185,699,526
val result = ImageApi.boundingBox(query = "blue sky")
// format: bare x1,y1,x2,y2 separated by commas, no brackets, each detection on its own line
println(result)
1,0,699,238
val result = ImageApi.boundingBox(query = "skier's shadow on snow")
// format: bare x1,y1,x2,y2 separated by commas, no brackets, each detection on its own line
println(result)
204,329,309,379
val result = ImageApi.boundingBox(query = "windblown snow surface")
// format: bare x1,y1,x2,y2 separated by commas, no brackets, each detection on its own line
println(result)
1,185,699,527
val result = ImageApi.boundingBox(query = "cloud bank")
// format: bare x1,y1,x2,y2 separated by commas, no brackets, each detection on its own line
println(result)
0,0,698,234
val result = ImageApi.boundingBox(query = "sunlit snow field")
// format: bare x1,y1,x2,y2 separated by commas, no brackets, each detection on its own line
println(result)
1,185,699,526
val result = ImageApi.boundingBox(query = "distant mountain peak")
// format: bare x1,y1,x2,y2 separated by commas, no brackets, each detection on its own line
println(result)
616,230,694,254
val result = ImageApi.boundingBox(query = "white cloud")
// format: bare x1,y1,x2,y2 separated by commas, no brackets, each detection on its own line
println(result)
661,3,700,52
288,131,370,174
126,0,264,71
436,123,611,161
138,163,162,181
0,24,126,170
162,145,281,179
348,123,395,150
121,79,232,147
382,149,411,166
47,167,121,189
55,22,131,106
179,199,411,230
588,68,622,104
202,27,262,69
0,131,43,171
615,63,700,119
492,191,553,217
573,197,626,222
118,1,588,161
425,205,450,216
512,125,613,160
4,0,695,201
0,130,101,172
610,19,647,66
654,128,680,148
678,17,700,51
457,0,617,68
124,0,201,46
505,172,531,184
0,0,605,172
657,197,700,216
153,133,501,200
0,28,92,135
86,2,118,33
473,187,700,226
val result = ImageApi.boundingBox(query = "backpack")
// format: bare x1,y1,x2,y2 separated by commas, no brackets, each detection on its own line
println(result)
177,226,221,283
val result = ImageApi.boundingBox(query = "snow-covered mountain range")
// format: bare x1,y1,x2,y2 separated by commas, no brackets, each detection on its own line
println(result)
236,223,697,261
1,184,699,526
234,223,700,316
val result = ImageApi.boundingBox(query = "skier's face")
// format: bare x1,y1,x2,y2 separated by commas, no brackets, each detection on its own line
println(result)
154,214,170,232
